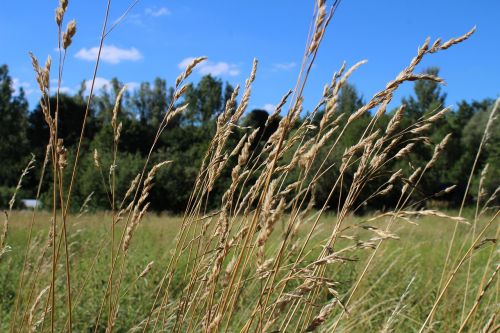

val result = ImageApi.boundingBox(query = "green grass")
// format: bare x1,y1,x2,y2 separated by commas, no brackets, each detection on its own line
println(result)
1,210,497,332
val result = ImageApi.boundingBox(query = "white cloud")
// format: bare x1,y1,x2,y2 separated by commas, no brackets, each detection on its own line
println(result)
120,13,143,26
83,77,139,95
84,77,110,93
178,57,196,69
200,63,240,76
59,86,74,94
49,79,73,94
145,7,170,17
11,78,34,95
178,57,240,77
75,45,143,64
262,104,276,112
272,62,297,71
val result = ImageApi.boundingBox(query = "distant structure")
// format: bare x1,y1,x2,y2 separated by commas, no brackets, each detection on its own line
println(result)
21,199,41,209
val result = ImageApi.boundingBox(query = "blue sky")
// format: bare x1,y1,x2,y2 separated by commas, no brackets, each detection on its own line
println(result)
1,0,499,113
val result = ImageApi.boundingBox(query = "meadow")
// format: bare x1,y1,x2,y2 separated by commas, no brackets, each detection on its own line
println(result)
1,210,497,332
0,0,499,332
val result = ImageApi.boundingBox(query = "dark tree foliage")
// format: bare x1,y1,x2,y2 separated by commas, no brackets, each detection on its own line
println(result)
183,75,234,125
28,93,96,158
0,65,498,212
403,67,447,121
0,65,30,192
243,109,281,155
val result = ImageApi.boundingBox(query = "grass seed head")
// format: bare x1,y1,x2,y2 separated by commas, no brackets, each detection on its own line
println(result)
62,19,76,49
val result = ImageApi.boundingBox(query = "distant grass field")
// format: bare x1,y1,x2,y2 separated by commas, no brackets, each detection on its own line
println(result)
1,210,496,332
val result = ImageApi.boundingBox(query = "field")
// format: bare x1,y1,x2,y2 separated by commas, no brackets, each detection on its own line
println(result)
1,210,497,332
0,1,499,332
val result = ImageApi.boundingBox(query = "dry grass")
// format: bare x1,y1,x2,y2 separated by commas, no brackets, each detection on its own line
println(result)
0,0,498,332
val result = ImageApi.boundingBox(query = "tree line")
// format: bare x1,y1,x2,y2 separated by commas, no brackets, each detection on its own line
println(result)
0,64,498,212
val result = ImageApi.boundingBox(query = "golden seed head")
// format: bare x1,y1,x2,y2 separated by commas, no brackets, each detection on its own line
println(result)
139,261,154,278
60,0,68,10
56,139,67,170
112,85,127,131
55,7,64,26
176,56,207,87
93,149,100,168
62,19,76,49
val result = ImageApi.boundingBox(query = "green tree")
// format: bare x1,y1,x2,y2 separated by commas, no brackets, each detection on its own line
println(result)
460,100,500,202
28,93,95,159
183,75,234,125
94,77,130,126
129,78,173,128
403,67,446,121
311,83,372,209
396,68,451,203
338,83,364,115
0,65,30,187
